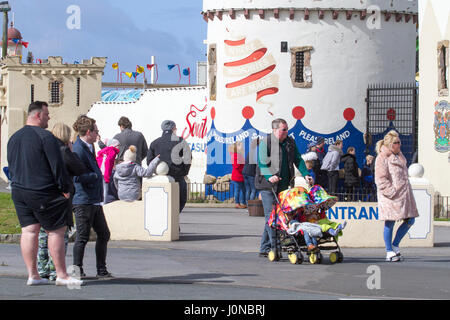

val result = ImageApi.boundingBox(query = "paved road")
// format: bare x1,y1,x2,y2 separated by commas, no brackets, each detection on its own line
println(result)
1,207,449,301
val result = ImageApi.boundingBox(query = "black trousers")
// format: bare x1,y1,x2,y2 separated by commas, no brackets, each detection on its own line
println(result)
73,205,110,272
327,171,339,195
176,178,187,213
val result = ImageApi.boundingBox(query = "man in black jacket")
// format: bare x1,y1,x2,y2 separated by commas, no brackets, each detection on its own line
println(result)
7,101,82,286
255,118,313,257
147,120,192,213
114,116,148,165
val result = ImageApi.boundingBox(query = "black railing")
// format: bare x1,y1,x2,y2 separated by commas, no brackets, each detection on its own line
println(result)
435,194,450,219
187,183,377,203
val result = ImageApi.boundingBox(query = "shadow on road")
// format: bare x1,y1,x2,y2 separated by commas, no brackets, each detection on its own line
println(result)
87,272,257,286
179,234,259,241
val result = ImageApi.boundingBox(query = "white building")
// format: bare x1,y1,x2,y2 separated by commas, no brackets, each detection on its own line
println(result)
0,54,106,178
89,0,418,182
418,0,450,196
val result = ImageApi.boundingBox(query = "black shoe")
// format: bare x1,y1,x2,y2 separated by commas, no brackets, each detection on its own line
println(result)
70,266,87,278
258,252,268,258
96,270,113,279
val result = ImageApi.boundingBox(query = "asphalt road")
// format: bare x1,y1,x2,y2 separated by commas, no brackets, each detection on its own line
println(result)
1,207,450,301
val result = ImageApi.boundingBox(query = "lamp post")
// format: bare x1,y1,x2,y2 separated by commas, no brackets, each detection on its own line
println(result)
0,1,11,59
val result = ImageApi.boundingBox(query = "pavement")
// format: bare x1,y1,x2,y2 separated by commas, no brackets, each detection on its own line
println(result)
1,205,450,301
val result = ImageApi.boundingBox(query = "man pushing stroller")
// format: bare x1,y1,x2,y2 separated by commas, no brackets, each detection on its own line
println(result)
255,118,314,258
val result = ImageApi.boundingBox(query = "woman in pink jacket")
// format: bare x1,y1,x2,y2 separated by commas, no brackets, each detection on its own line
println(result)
96,138,120,203
375,130,419,262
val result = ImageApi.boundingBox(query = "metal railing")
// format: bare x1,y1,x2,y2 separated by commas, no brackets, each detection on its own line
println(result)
187,183,378,203
435,194,450,219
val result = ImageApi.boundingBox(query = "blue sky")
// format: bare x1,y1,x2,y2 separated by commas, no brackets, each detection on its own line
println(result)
7,0,206,84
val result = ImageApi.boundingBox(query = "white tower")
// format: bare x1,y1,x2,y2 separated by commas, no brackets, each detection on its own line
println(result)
203,0,418,137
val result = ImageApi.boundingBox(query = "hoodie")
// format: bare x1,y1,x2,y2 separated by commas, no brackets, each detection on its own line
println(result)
113,157,160,202
320,145,343,171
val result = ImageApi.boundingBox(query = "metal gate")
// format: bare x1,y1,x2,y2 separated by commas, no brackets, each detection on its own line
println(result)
365,83,418,164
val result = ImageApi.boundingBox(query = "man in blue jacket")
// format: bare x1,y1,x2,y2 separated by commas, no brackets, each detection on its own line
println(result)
71,115,112,278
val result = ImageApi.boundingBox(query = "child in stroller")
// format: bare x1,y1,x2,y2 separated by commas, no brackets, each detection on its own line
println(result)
268,185,346,264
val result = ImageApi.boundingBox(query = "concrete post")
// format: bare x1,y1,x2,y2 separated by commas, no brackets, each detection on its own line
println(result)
103,161,179,241
143,161,179,241
406,163,434,246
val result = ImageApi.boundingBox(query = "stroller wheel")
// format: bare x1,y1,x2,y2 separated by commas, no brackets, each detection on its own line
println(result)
288,253,302,264
309,253,319,264
337,251,344,263
268,250,280,262
329,252,338,264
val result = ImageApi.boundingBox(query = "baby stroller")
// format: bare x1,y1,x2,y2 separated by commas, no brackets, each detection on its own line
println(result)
267,185,344,265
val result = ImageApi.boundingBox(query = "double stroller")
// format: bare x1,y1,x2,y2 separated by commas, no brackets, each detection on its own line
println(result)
267,185,344,265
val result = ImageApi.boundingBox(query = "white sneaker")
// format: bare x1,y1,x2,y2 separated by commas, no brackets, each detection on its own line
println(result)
55,276,84,287
392,245,401,256
386,251,400,262
26,278,49,286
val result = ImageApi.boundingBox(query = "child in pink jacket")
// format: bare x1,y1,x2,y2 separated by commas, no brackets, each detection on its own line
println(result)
97,138,120,183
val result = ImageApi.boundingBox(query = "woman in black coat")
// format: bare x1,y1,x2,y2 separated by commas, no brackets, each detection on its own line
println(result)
341,147,360,200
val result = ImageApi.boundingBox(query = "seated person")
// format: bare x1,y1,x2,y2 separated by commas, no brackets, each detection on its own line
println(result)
113,146,160,202
287,220,322,252
303,211,347,238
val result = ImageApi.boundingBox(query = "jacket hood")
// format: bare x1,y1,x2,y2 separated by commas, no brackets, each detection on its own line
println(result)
302,151,318,162
341,153,356,161
379,145,393,157
328,144,343,155
115,162,136,178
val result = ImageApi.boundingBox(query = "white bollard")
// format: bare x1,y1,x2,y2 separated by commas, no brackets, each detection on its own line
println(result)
103,161,179,241
406,163,434,246
143,162,180,241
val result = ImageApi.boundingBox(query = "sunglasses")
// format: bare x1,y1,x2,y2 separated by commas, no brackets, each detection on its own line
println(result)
393,141,401,145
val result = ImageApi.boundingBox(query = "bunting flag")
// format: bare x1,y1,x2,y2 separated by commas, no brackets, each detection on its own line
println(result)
183,67,191,85
112,62,119,69
125,72,133,78
132,72,138,78
11,38,28,48
167,64,181,84
136,65,145,73
147,64,158,83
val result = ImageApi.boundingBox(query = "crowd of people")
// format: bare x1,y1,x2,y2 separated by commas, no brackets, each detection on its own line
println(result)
7,102,418,288
229,131,377,210
7,102,192,286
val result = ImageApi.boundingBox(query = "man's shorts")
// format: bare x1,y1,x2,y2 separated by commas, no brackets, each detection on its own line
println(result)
11,188,69,231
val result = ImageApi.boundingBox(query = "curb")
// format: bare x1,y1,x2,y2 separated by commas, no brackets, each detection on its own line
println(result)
2,221,449,244
0,234,21,243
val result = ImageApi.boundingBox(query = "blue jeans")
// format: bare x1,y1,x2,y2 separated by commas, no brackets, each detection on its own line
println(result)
259,190,276,253
383,218,415,251
243,175,256,202
302,231,318,247
231,180,246,205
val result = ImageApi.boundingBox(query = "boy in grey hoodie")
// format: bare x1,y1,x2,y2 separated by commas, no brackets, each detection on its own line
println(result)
114,145,160,201
320,140,343,194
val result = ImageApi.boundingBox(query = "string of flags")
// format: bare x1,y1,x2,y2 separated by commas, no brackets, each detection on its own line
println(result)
112,61,191,84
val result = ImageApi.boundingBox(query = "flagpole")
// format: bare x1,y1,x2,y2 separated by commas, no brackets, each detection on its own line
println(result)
150,56,155,84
